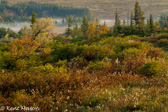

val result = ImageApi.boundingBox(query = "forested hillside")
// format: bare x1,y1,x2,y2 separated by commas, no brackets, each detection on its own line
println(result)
0,1,89,22
6,0,168,19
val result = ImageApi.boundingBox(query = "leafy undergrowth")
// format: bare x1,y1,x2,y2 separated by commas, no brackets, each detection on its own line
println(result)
1,34,168,111
1,71,168,111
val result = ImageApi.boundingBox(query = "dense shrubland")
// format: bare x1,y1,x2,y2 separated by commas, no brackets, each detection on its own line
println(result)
1,31,168,111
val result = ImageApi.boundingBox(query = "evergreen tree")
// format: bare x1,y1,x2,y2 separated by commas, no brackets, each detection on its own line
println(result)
130,11,136,34
71,24,79,38
130,11,134,27
114,9,121,34
104,21,106,25
165,21,168,28
75,24,78,29
30,12,37,27
155,22,162,33
127,10,130,25
68,16,73,27
134,1,145,36
145,19,151,35
123,19,126,26
66,16,73,36
96,18,99,23
138,6,145,32
62,18,65,24
149,14,154,33
159,14,164,27
114,9,120,27
87,12,92,22
81,13,89,36
134,1,140,27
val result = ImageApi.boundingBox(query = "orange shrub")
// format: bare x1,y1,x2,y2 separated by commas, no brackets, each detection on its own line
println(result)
9,38,40,59
97,24,110,36
86,22,98,39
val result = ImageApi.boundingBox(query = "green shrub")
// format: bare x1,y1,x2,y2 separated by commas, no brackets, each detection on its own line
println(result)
16,59,27,70
122,48,146,73
139,61,168,77
0,43,8,51
157,39,168,47
40,63,54,73
68,56,88,69
54,66,67,74
87,60,110,71
52,43,78,61
0,51,16,69
154,33,168,39
55,59,68,67
125,35,142,40
0,52,6,69
32,63,54,73
53,35,69,44
26,55,42,67
31,63,67,74
81,45,111,61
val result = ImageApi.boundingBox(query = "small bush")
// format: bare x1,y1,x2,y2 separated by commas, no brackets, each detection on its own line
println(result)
126,35,142,40
68,56,88,69
122,48,146,73
54,66,67,74
154,33,168,39
31,63,67,74
0,51,16,69
32,63,54,73
87,60,110,72
26,55,42,67
0,43,8,51
157,39,168,47
16,59,27,70
52,43,78,61
81,45,111,61
55,59,68,67
139,61,168,77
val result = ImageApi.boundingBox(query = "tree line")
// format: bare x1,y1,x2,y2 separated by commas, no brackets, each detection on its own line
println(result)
66,1,168,39
0,1,90,23
112,1,168,37
112,1,155,37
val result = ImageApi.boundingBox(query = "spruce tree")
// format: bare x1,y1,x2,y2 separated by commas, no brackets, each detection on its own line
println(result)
66,16,73,36
134,1,145,36
149,14,154,33
30,12,37,27
130,11,136,34
62,18,65,24
96,18,99,22
114,9,121,34
81,14,89,36
123,20,126,26
114,9,120,27
145,19,151,35
130,11,134,27
138,6,145,30
75,24,78,30
104,21,106,25
134,1,140,27
155,22,162,33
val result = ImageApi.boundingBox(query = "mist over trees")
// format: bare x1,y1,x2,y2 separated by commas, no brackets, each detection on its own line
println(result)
0,1,90,22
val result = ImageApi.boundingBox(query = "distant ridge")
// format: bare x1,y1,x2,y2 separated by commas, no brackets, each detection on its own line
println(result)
6,0,168,19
